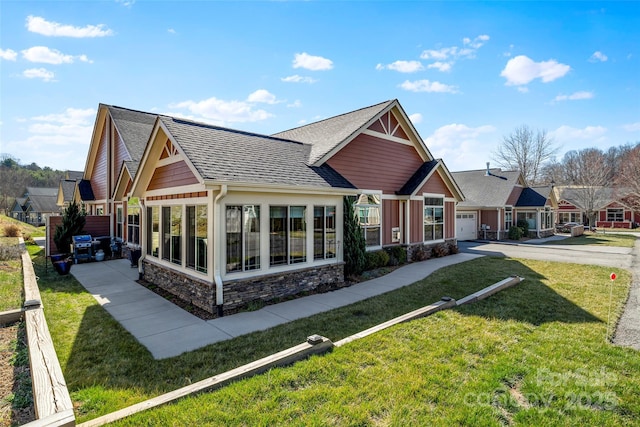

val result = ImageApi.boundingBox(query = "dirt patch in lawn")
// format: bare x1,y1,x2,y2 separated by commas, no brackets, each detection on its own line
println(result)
0,321,34,427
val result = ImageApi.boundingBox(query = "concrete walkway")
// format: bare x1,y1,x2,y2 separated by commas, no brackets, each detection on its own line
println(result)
613,238,640,350
71,253,482,359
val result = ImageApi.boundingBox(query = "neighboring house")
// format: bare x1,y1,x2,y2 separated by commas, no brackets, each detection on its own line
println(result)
555,186,640,229
10,197,27,222
13,187,60,226
452,166,556,240
56,170,88,207
78,99,464,316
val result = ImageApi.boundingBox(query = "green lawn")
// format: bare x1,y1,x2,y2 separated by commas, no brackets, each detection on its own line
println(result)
27,245,638,425
0,237,22,312
549,232,637,247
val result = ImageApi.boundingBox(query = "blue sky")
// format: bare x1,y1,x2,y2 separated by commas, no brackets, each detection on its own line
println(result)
1,1,639,173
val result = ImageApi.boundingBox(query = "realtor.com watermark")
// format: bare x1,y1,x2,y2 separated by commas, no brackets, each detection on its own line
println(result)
463,367,618,411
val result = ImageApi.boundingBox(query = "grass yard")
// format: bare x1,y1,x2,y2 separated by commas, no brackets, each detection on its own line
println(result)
28,244,638,425
0,238,22,312
549,232,637,248
0,215,45,240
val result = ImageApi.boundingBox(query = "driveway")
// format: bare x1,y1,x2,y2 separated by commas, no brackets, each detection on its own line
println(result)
458,240,633,269
459,238,640,350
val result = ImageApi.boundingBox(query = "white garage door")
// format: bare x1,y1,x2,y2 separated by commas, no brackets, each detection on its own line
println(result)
457,213,477,241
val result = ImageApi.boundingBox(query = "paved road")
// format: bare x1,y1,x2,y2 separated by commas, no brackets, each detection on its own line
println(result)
459,238,640,350
458,240,633,269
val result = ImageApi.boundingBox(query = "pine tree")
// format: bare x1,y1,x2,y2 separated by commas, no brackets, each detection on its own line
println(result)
53,200,86,253
343,196,366,277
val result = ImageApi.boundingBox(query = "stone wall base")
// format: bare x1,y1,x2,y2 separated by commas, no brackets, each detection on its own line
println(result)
142,260,345,317
142,261,214,313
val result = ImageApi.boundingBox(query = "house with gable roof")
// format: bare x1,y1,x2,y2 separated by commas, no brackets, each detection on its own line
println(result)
555,186,639,229
79,99,464,316
452,165,556,240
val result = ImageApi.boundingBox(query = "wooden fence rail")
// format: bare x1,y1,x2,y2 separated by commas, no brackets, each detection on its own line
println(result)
18,239,75,427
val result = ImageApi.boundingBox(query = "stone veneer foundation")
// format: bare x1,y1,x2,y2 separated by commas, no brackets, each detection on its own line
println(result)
142,260,345,317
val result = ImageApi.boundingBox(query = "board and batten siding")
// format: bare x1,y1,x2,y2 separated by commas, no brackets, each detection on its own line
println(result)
147,160,199,191
91,124,109,200
445,201,456,239
410,199,423,244
326,134,424,194
382,199,401,245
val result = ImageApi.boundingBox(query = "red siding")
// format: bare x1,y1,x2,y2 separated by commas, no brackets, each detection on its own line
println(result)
416,171,453,197
445,201,455,239
506,187,522,206
147,160,199,191
113,129,131,187
410,199,423,244
480,209,499,230
327,133,424,193
382,199,400,245
92,125,108,200
48,215,110,255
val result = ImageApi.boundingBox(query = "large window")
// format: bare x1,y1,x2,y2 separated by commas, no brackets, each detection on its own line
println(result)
146,206,159,257
558,212,581,224
355,194,381,247
187,205,207,273
116,206,123,239
161,206,182,264
424,197,444,241
226,205,260,273
505,207,513,230
314,206,336,260
517,212,537,230
269,206,306,266
127,206,140,245
607,208,624,222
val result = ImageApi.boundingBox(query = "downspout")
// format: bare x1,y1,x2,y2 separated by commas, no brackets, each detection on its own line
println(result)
213,184,228,317
496,207,501,240
536,208,541,239
137,198,145,280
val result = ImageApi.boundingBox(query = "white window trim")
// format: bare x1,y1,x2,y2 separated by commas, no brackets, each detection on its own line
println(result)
423,193,445,244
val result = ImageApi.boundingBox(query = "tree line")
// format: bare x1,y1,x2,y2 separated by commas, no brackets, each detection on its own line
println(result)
0,154,66,214
492,125,640,223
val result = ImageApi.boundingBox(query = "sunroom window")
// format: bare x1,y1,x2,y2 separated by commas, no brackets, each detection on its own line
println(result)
607,208,623,222
226,205,260,273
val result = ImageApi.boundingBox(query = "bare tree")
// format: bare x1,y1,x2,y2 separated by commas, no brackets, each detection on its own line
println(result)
563,148,612,228
615,142,640,213
492,125,558,185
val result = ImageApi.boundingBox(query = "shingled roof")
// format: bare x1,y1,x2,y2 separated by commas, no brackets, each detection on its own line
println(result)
451,168,523,208
272,100,395,165
159,117,355,189
107,105,157,178
25,187,59,213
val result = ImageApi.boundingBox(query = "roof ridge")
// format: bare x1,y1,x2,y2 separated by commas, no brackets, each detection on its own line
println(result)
166,116,307,146
104,104,158,117
273,99,395,135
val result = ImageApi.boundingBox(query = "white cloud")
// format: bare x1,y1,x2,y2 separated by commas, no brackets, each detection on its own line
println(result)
501,55,570,86
589,51,608,62
169,96,274,124
622,122,640,132
424,123,496,170
247,89,279,104
399,79,459,94
26,15,113,38
427,61,452,72
287,100,302,108
168,28,176,34
379,60,424,73
6,107,96,170
23,68,55,82
551,125,607,142
292,52,333,71
281,75,317,83
553,91,594,102
408,113,423,124
419,34,489,72
22,46,92,64
0,48,18,61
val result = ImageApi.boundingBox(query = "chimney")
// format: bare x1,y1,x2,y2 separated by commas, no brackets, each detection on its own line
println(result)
485,162,490,176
